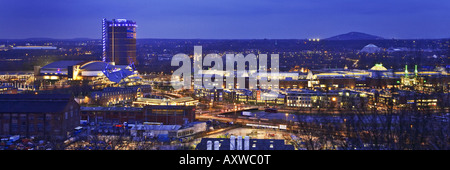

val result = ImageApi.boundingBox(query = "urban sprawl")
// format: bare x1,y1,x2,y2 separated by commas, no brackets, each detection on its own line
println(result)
0,19,449,150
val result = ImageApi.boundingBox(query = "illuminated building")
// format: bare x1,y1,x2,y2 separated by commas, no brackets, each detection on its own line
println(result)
220,89,285,104
302,64,448,90
360,44,382,53
338,89,370,109
401,65,419,87
133,97,198,107
90,85,151,106
194,89,223,102
0,86,17,94
103,18,137,65
193,71,295,90
36,60,140,84
284,89,339,108
370,63,388,71
279,80,308,90
0,71,34,84
392,90,449,109
38,60,85,79
129,122,206,139
196,137,295,150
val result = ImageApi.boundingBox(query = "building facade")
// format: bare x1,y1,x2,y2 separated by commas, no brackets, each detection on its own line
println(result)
196,137,295,150
0,94,80,140
103,18,137,65
90,85,151,106
143,105,196,125
80,105,196,125
130,122,206,139
0,86,17,94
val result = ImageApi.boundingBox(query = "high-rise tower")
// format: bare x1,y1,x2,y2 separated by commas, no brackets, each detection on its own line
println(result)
102,18,137,65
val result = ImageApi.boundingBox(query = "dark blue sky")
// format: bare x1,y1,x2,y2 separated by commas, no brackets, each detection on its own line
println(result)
1,0,449,39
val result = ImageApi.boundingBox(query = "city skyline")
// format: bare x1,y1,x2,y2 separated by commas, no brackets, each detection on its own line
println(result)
0,0,449,154
1,0,450,39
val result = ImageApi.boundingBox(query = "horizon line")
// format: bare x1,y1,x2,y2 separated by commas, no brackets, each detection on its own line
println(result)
1,37,450,41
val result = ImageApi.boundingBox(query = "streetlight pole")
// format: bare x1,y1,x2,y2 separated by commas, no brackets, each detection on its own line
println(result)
234,104,237,123
285,113,289,133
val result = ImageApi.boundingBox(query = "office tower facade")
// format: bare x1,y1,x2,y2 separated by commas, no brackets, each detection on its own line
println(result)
102,18,137,65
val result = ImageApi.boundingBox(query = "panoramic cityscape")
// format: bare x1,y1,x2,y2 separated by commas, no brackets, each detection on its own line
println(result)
0,0,449,157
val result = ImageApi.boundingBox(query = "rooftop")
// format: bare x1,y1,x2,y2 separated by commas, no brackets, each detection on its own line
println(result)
130,124,182,131
360,44,382,53
370,64,388,71
41,60,86,70
0,94,72,101
0,94,76,113
80,106,142,112
80,61,108,71
135,97,198,106
196,138,295,150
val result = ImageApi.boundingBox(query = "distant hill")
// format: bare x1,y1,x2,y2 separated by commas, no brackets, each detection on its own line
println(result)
0,37,96,41
326,32,384,40
22,38,56,41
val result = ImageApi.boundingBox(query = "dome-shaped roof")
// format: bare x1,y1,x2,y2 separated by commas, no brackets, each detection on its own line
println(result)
80,61,108,71
41,60,85,70
360,44,381,53
364,44,378,48
370,64,387,71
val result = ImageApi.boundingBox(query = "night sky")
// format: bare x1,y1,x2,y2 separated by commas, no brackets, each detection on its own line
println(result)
0,0,449,39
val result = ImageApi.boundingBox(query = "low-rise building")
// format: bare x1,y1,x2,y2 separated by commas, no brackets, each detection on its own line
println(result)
284,89,339,108
130,121,206,139
80,106,143,125
0,94,80,140
133,97,198,107
90,85,151,106
392,90,449,109
196,136,295,150
0,86,17,94
80,105,196,125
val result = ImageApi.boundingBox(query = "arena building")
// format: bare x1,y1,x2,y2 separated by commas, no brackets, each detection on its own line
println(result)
35,60,140,84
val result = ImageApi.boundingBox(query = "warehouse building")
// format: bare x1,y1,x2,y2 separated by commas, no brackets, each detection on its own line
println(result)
0,94,80,140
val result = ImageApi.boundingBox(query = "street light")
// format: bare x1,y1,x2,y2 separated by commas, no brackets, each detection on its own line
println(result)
285,113,289,123
284,113,289,133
